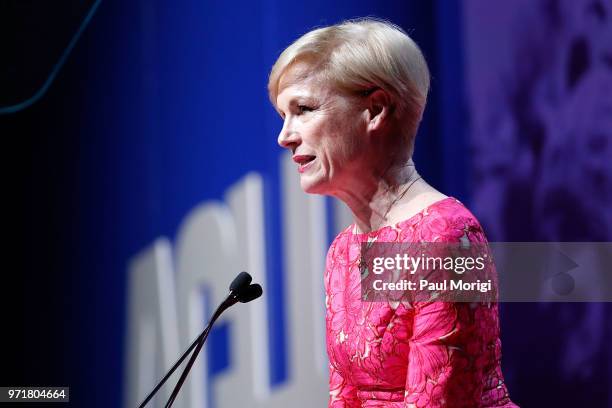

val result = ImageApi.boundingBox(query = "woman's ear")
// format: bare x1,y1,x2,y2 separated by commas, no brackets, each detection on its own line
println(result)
365,88,392,133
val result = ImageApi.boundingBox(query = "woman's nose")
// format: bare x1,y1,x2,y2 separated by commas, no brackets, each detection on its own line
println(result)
277,119,300,149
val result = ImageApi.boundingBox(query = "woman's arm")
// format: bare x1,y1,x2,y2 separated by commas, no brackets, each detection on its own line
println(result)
404,217,496,407
404,300,489,407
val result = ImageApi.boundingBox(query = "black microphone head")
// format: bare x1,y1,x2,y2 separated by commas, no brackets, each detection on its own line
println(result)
239,284,263,303
230,271,252,293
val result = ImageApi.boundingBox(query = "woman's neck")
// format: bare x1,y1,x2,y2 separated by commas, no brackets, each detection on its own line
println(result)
332,158,423,234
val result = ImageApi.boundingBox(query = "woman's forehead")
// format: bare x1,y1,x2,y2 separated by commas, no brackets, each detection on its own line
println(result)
278,63,325,96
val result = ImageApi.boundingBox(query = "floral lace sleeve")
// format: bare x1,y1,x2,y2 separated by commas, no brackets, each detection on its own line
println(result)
404,301,490,407
404,220,496,407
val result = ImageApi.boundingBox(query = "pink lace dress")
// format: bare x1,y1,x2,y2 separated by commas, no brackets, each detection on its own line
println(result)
325,197,518,407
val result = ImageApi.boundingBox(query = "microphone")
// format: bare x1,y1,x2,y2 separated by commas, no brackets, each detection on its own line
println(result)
230,271,252,292
137,272,262,408
237,283,263,303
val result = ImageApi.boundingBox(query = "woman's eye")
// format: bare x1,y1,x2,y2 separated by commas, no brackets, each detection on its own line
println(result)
298,105,314,113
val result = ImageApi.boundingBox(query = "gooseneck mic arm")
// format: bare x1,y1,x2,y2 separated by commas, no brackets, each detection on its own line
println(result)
137,272,262,408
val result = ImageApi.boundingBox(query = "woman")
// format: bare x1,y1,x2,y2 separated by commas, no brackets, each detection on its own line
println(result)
268,18,518,407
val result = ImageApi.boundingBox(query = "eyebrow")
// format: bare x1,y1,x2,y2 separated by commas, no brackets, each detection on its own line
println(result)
276,94,316,116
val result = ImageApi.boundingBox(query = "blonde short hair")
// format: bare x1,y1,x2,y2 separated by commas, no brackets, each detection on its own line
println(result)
268,18,430,139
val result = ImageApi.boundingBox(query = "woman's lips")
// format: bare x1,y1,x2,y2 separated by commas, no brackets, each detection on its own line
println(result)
293,155,316,173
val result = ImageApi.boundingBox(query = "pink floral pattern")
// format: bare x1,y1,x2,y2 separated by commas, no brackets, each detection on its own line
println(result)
325,197,518,407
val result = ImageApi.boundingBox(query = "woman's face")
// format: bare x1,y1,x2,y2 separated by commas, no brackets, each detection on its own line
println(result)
276,63,369,195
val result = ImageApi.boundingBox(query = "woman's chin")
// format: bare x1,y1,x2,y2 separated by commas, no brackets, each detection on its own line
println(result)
300,174,328,195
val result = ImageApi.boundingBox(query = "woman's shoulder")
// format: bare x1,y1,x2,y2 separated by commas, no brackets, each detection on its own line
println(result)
327,196,488,248
401,196,488,243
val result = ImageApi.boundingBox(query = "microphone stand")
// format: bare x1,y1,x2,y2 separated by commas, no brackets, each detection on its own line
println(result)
136,306,217,408
163,293,238,407
137,272,261,408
